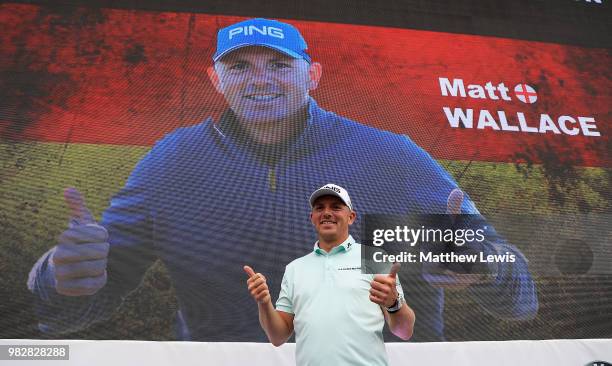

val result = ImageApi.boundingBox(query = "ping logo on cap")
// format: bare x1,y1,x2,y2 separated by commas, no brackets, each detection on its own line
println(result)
213,18,311,63
228,26,284,40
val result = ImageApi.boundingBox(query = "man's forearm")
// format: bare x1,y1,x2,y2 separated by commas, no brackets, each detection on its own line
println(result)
258,302,293,346
28,250,114,334
386,304,415,341
466,240,538,319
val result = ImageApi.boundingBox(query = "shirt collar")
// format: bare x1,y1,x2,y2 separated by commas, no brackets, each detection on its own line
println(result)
314,235,355,256
217,98,318,143
214,98,321,165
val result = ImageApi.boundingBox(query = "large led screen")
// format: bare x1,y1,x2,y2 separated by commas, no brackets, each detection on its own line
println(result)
1,3,610,343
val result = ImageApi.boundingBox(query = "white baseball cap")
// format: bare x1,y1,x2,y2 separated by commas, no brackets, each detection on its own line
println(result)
309,184,353,211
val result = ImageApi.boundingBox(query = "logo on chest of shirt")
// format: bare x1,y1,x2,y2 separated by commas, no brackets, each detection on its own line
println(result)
337,266,361,271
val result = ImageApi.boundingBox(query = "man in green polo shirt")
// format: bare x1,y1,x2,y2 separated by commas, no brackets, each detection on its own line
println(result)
244,183,415,366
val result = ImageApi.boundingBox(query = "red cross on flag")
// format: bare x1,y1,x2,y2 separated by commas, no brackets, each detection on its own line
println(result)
514,83,538,104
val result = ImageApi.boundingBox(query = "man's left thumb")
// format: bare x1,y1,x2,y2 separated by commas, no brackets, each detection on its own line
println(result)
388,262,401,279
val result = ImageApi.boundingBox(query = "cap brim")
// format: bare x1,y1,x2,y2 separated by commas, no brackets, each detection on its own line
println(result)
213,43,303,62
309,189,349,209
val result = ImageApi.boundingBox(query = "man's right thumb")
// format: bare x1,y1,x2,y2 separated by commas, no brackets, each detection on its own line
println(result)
243,265,256,278
64,187,96,226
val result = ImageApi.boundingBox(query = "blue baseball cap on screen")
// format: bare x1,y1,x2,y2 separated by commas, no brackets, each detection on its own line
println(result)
213,18,311,63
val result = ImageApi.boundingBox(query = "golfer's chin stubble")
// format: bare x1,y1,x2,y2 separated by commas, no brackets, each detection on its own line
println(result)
231,94,309,126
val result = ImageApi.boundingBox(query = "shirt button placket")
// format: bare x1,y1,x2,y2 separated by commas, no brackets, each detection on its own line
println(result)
325,256,332,283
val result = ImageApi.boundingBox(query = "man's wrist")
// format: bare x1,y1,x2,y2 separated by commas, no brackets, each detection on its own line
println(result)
258,299,273,308
385,293,403,313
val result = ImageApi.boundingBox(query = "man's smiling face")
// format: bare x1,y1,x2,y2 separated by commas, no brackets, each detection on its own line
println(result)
208,46,321,126
310,195,356,244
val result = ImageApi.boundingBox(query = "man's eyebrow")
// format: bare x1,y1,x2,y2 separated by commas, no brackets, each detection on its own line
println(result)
218,56,294,66
219,58,248,64
270,56,293,62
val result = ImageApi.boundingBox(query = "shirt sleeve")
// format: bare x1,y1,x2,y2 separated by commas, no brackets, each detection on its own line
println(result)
275,265,294,314
27,133,176,334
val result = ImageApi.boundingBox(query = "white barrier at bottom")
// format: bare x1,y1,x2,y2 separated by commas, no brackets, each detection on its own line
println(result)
1,339,611,365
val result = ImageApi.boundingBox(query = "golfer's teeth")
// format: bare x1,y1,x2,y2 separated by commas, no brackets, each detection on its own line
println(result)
322,221,334,224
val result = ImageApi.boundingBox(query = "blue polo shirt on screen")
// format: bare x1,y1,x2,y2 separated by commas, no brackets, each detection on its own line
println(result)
277,235,402,366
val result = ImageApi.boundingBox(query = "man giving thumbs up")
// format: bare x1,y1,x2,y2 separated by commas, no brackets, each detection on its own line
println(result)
28,188,110,297
244,184,415,366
